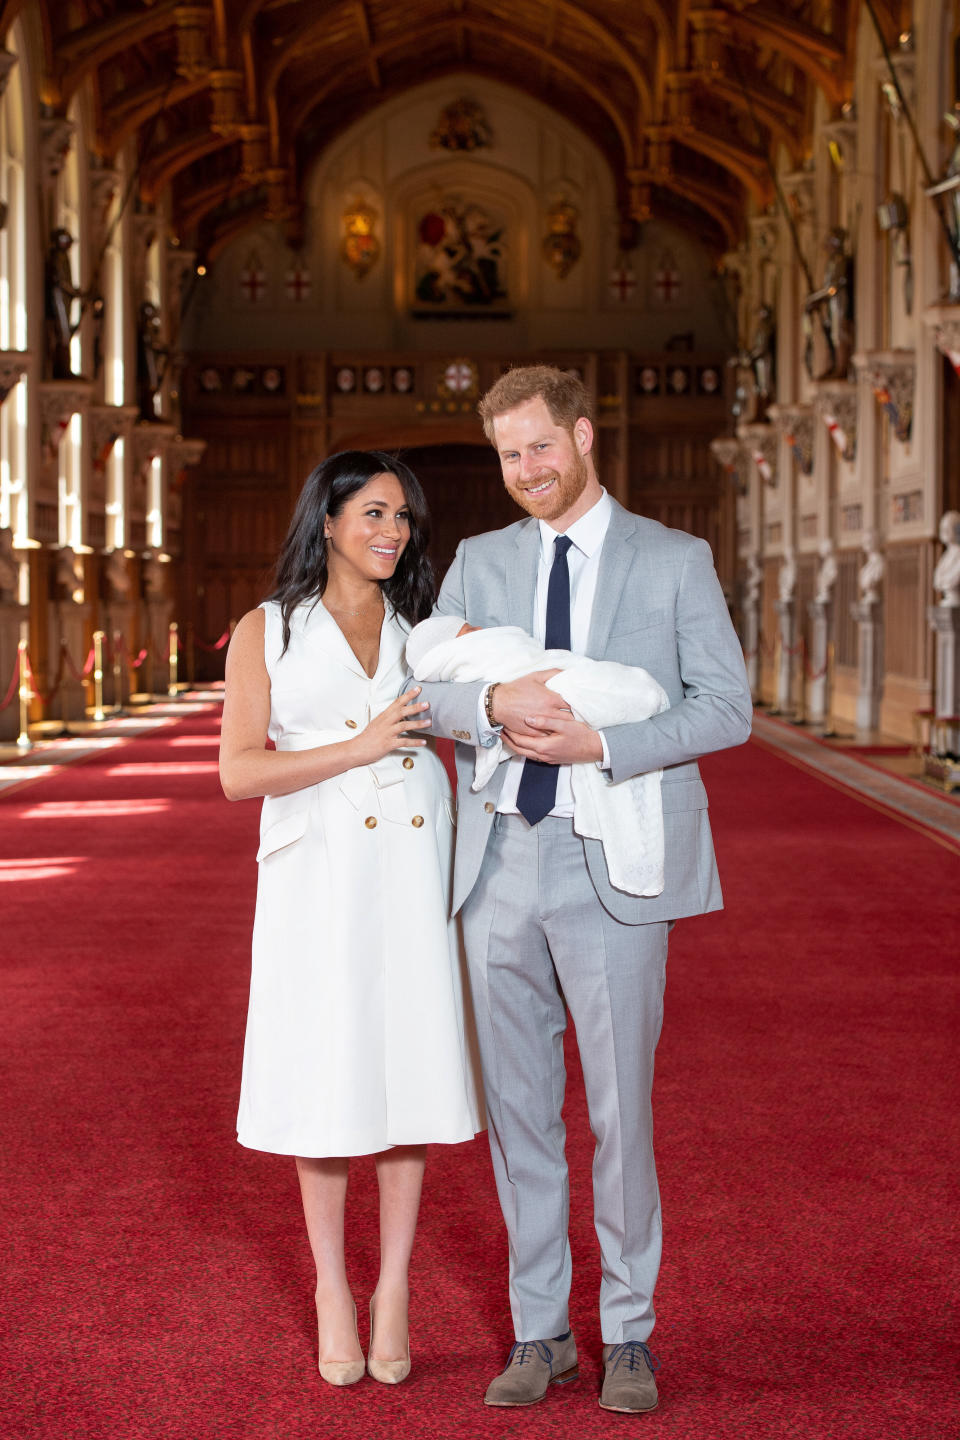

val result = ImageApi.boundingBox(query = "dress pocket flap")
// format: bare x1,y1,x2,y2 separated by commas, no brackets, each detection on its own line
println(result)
256,808,309,861
660,778,709,813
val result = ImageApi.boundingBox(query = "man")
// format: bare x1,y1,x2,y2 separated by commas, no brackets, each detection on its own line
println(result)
417,366,751,1413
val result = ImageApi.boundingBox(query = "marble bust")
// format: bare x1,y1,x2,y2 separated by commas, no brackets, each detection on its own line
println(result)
858,531,885,604
933,509,960,606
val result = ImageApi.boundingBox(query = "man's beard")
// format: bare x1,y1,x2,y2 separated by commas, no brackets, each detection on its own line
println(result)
510,443,589,522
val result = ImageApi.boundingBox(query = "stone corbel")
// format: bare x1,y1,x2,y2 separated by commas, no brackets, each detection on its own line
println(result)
130,209,160,302
166,436,207,478
814,379,858,462
750,213,780,264
0,350,30,405
38,379,93,456
856,348,915,443
40,117,74,184
781,169,815,225
923,303,960,375
768,402,815,476
737,422,778,486
0,50,17,98
823,116,858,173
130,421,177,479
709,436,747,493
89,164,121,251
88,404,139,471
874,46,915,117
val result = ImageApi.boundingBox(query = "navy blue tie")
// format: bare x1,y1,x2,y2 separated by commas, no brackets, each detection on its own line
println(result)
516,534,573,826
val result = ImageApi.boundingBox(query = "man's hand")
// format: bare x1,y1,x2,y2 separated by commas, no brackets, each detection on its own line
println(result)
490,670,568,737
503,713,604,765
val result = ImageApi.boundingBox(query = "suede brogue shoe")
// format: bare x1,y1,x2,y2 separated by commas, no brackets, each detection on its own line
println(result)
483,1332,579,1407
599,1340,659,1413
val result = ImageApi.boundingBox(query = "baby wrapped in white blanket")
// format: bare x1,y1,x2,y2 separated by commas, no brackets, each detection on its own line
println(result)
406,616,670,897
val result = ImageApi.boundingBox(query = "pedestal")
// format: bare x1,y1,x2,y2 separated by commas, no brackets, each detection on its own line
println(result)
851,599,883,733
48,600,91,726
0,600,28,743
927,604,960,755
774,598,795,714
102,600,134,708
742,598,760,697
806,600,832,727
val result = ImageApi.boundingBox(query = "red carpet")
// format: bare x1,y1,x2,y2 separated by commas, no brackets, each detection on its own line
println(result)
1,711,957,1439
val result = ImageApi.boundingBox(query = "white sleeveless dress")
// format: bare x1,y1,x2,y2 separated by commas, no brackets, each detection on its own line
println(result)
236,598,484,1156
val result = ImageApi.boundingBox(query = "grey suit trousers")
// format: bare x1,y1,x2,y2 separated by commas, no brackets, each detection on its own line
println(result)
462,811,668,1345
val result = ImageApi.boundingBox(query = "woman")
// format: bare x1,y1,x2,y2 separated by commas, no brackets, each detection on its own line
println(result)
219,451,483,1388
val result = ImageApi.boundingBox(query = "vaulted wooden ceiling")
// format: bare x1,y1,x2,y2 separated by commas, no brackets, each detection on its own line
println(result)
19,0,904,256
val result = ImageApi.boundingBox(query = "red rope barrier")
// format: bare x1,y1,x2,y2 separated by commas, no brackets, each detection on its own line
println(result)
22,648,66,707
114,635,149,669
0,653,19,712
193,629,230,654
63,645,96,683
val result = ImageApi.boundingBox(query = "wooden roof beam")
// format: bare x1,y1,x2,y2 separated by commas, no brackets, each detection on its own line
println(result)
139,129,236,203
49,0,183,106
100,72,212,154
353,1,380,89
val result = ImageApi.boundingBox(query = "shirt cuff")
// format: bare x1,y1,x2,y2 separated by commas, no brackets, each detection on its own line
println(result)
477,686,502,747
596,730,611,772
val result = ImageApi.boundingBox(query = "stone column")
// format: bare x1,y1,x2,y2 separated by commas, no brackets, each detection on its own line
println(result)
927,607,960,756
851,600,883,734
774,598,795,714
806,601,831,727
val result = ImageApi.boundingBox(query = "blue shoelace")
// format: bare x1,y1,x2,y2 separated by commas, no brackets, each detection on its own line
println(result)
507,1340,558,1368
606,1340,660,1375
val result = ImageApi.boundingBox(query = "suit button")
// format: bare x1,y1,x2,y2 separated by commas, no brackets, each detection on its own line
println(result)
364,816,377,829
484,802,495,814
411,815,424,827
345,719,358,729
402,757,414,769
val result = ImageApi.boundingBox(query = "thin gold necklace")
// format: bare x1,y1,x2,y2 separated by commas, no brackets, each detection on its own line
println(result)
325,594,383,618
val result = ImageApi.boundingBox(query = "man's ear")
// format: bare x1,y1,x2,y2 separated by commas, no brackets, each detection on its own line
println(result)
574,416,594,456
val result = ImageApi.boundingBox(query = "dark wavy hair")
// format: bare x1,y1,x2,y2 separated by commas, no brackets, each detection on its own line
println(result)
268,450,434,652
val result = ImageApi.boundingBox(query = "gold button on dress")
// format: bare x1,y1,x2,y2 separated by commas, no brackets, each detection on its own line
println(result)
411,815,424,827
365,816,377,829
402,757,414,769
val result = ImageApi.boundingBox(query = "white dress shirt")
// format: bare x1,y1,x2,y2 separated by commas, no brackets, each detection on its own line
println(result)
478,488,613,817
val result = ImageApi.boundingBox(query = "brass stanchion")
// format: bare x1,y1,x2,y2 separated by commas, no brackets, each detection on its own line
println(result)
186,622,195,687
769,628,782,714
112,630,124,713
167,621,178,697
16,640,32,752
92,630,106,722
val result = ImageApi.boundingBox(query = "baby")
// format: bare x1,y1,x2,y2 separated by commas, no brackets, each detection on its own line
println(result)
405,615,670,898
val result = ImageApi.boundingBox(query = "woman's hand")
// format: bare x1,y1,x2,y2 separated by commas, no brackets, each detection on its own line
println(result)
350,688,432,765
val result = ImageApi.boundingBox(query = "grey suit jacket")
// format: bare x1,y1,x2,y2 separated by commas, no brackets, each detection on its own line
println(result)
417,499,752,922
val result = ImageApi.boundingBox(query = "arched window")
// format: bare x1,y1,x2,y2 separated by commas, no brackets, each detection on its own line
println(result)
0,26,27,548
56,100,85,551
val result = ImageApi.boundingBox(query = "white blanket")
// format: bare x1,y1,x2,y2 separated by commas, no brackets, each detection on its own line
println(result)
408,622,670,897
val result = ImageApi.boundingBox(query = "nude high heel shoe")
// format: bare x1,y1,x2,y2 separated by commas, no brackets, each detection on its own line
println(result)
317,1298,365,1386
367,1294,411,1384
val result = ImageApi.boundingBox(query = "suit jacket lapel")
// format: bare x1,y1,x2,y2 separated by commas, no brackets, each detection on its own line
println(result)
587,501,640,654
506,519,540,629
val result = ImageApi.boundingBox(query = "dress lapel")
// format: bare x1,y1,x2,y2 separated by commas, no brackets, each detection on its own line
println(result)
506,520,541,629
